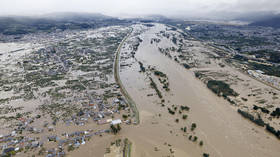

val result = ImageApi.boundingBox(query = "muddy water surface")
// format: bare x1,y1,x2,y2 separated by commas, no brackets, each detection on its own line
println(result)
119,24,280,157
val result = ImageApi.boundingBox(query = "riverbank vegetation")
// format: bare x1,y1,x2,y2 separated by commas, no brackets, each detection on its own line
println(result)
149,77,163,99
207,80,239,97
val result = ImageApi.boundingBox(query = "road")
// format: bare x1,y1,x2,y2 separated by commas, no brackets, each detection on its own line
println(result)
113,27,139,124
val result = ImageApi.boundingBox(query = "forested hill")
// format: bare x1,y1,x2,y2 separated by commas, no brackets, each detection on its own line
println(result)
0,13,130,35
250,15,280,28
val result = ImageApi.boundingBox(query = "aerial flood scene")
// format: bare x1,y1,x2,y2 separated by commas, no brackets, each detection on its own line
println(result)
0,0,280,157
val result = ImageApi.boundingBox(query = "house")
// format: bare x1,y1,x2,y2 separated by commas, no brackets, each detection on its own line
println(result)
98,119,112,125
111,119,122,125
48,136,59,142
31,141,39,148
256,70,265,74
2,147,15,155
114,99,120,103
89,103,95,107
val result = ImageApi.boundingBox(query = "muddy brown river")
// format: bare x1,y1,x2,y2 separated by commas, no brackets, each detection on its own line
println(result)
118,24,280,157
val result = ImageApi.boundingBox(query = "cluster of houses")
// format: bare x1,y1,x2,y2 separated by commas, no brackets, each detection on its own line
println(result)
0,97,128,156
63,98,128,126
0,27,134,157
0,128,113,156
248,70,280,89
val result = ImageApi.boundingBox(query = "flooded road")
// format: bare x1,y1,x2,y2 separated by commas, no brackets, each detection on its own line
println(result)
119,24,280,157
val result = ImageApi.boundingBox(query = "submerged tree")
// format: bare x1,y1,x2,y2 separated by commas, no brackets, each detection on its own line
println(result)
111,124,121,134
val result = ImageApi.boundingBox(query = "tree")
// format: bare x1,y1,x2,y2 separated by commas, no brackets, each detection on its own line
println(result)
183,127,187,132
117,124,121,131
111,124,121,134
193,136,198,142
203,153,209,157
199,141,203,146
191,123,197,131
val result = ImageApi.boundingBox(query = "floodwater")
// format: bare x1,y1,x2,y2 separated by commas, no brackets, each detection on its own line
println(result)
119,24,280,157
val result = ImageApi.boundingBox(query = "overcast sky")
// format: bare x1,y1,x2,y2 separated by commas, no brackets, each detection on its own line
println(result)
0,0,279,17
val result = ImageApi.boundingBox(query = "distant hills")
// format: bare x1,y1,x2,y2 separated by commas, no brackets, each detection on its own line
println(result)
0,12,130,35
41,12,112,21
1,11,280,36
249,15,280,28
196,11,280,28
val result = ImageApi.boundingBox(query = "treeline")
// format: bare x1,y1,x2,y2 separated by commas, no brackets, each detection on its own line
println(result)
207,80,239,97
0,14,130,35
253,105,270,114
182,63,191,69
271,108,280,118
249,62,280,77
238,109,280,139
154,70,166,77
266,124,280,139
149,77,162,99
246,50,280,64
180,106,190,111
233,54,280,76
237,109,265,127
138,61,145,72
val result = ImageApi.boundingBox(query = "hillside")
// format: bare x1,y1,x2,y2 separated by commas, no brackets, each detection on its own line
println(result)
250,15,280,28
0,13,129,35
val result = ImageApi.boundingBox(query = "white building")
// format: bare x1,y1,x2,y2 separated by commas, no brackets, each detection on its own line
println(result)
111,119,122,125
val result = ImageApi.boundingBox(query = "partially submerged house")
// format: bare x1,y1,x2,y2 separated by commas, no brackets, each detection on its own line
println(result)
111,119,122,125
